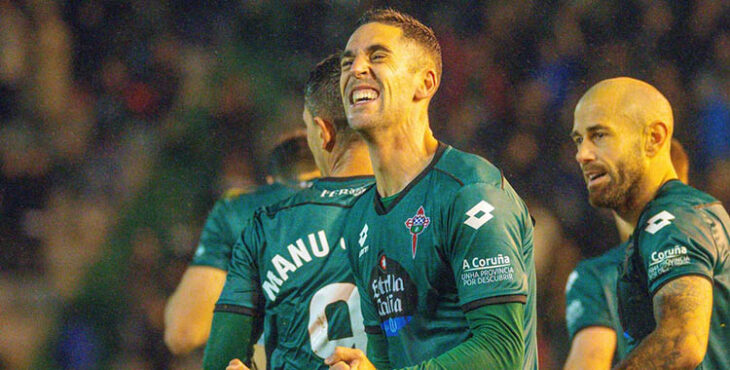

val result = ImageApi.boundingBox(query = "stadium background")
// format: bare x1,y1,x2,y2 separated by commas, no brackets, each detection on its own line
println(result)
1,0,728,368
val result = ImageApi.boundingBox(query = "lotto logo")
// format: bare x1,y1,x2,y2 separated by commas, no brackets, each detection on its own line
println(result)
645,211,675,234
359,224,369,247
464,200,495,229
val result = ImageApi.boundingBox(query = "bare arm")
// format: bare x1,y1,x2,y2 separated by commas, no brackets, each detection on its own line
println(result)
615,275,712,369
564,327,616,370
164,266,227,355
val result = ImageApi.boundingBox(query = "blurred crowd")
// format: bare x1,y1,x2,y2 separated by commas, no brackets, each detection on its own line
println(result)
1,0,728,368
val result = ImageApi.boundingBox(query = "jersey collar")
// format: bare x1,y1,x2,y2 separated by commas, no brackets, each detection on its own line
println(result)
373,142,449,215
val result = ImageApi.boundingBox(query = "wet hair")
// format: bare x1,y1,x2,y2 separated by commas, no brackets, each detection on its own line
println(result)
357,8,442,78
304,53,348,131
267,132,317,183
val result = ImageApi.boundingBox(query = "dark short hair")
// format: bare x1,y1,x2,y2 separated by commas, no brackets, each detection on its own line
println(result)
304,53,348,131
357,8,442,78
267,132,317,183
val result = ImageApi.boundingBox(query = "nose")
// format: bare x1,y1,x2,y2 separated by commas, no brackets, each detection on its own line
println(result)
575,141,596,165
351,54,370,78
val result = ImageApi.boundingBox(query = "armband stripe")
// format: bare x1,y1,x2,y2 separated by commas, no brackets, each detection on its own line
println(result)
364,325,383,334
462,294,527,312
214,304,260,316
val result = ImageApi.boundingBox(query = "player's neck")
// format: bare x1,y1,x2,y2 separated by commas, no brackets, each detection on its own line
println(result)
616,160,679,228
364,119,439,197
328,142,373,178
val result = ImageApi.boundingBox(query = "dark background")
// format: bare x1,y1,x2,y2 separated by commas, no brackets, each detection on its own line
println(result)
1,0,728,368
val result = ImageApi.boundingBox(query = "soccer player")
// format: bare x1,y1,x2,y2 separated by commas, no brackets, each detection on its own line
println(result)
564,139,690,370
164,133,319,355
326,9,537,369
202,54,374,369
570,77,729,369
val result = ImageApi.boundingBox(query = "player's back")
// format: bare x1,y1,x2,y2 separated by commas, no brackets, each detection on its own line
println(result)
191,182,305,270
227,176,374,369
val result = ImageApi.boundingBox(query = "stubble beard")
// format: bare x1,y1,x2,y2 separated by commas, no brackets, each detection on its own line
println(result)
588,153,644,214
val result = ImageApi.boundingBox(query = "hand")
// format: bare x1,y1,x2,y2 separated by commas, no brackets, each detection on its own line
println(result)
226,358,250,370
325,347,376,370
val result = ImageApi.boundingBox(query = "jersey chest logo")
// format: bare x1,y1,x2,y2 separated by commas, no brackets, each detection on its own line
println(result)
404,206,431,259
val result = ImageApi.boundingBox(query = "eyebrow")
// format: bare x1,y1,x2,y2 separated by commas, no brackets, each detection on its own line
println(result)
342,43,392,59
570,124,612,138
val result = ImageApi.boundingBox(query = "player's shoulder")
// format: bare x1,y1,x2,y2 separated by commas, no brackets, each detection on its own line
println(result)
434,145,503,189
647,180,717,212
259,176,375,218
638,180,721,237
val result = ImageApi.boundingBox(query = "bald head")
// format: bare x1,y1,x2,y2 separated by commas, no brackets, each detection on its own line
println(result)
576,77,674,138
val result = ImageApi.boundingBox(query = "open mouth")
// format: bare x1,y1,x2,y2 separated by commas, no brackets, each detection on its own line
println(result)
350,87,379,106
586,172,608,187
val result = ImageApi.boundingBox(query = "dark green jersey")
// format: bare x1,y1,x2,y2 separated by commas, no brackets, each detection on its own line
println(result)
565,243,629,363
618,180,730,369
216,176,374,369
191,182,303,270
344,144,538,369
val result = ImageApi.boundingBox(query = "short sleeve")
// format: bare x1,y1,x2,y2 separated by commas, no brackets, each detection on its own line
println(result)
191,199,237,270
564,265,614,340
216,215,264,313
446,183,529,309
637,208,717,295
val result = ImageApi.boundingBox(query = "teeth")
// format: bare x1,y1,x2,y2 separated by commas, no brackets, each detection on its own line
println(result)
352,89,378,103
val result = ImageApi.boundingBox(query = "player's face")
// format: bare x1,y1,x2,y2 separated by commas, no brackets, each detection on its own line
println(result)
340,22,420,131
302,106,327,175
572,102,645,210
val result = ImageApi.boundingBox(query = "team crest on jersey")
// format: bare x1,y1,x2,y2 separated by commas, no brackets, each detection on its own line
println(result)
404,206,430,259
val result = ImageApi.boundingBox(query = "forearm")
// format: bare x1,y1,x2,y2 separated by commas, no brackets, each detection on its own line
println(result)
164,266,227,354
407,303,524,370
614,326,703,370
164,292,212,354
616,276,711,369
203,311,255,370
564,327,616,370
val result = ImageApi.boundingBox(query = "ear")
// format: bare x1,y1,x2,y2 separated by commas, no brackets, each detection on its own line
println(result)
645,120,670,158
414,68,438,101
314,116,336,152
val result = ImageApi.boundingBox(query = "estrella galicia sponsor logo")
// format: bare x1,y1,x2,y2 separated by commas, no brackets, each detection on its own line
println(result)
648,245,690,280
460,254,514,286
369,254,416,337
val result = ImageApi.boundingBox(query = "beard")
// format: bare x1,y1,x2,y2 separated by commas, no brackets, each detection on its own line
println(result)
588,149,644,212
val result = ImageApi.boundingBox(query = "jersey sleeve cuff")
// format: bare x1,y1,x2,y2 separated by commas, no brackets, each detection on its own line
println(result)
364,325,383,334
214,303,261,317
650,272,713,297
461,294,527,312
189,259,229,271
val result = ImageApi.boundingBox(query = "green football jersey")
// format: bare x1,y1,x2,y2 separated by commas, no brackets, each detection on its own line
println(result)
191,182,304,270
216,176,374,369
618,180,730,369
565,243,629,363
344,144,538,369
